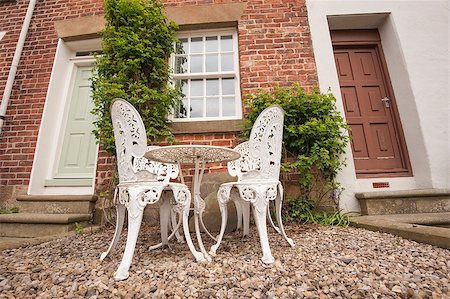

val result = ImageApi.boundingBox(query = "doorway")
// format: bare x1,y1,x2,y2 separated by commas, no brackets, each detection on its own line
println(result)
332,30,411,177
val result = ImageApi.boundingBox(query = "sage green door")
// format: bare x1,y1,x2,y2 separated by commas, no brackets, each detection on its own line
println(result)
55,65,96,181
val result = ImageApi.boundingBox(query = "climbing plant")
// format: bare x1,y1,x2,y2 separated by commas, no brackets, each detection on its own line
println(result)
243,84,350,216
91,0,181,154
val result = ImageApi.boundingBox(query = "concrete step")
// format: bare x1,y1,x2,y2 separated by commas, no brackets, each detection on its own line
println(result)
16,195,97,214
350,212,450,249
355,189,450,215
0,213,92,238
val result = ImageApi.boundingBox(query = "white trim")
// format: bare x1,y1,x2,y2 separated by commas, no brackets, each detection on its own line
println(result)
0,31,6,41
29,39,101,195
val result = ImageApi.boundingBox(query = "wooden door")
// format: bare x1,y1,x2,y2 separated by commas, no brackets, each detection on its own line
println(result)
55,65,97,179
332,30,411,177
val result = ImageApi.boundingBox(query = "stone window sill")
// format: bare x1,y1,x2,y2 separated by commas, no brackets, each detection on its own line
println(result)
170,119,244,134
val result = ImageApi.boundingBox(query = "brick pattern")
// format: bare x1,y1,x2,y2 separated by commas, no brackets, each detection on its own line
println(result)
0,0,104,190
0,0,318,198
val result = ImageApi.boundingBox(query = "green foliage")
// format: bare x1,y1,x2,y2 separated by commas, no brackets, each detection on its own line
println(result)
244,84,349,217
0,207,19,214
284,197,350,227
74,222,83,234
91,0,181,153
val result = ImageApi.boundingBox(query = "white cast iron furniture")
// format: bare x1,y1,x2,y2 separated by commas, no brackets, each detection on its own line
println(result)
145,145,240,261
101,99,205,281
210,105,295,264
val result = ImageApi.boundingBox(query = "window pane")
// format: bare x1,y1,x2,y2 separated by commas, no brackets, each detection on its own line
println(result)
222,78,234,95
177,38,188,54
190,79,203,96
190,98,203,118
190,37,203,53
175,80,188,97
205,36,218,53
221,35,233,52
206,79,219,96
190,55,203,73
222,97,235,116
206,97,219,117
205,54,218,72
176,99,188,118
221,53,234,71
175,56,187,74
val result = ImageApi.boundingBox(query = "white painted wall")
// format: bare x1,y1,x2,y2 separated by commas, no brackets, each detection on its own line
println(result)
306,0,449,213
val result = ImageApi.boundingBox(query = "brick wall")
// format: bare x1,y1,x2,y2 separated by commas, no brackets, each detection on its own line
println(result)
0,0,317,202
0,0,104,203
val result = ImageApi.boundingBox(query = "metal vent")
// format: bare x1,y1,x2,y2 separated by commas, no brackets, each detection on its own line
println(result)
372,182,390,188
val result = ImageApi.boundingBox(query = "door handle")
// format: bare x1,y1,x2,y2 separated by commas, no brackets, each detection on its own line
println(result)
381,97,391,108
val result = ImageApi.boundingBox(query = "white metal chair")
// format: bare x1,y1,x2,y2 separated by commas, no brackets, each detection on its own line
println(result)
210,105,294,264
100,98,204,281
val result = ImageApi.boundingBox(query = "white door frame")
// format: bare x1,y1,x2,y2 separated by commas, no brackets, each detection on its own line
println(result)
29,39,100,195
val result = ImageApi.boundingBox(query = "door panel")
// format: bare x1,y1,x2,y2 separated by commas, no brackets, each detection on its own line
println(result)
349,124,369,159
334,43,410,176
55,65,96,179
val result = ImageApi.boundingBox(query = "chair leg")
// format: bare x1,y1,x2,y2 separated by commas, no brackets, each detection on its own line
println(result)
115,191,144,281
100,203,126,261
234,197,243,231
275,183,294,247
267,201,281,233
210,185,232,255
159,198,171,247
240,199,251,237
251,194,274,264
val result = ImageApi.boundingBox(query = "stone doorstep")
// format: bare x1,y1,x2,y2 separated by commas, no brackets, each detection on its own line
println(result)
0,213,91,224
355,188,450,199
350,212,450,250
0,226,103,251
0,213,93,238
18,201,95,214
16,195,98,202
355,189,450,215
15,195,98,215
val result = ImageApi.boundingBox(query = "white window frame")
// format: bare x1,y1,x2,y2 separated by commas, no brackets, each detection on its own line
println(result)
170,28,242,122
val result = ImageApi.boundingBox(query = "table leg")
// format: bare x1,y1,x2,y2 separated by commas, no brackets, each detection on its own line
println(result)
193,158,212,262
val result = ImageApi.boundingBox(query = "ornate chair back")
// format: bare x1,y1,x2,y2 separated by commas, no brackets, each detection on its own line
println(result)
228,105,284,182
110,99,178,184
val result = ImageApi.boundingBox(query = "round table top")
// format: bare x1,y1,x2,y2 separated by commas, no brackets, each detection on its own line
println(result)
144,145,241,164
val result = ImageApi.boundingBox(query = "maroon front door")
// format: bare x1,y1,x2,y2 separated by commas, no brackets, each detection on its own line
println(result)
332,30,411,177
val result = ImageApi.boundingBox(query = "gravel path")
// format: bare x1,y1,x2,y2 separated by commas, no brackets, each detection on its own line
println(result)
0,224,449,298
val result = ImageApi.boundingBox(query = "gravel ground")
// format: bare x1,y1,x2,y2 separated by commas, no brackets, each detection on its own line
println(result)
0,224,449,298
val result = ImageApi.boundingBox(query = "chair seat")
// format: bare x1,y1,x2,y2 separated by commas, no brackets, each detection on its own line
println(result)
117,181,186,188
220,180,280,187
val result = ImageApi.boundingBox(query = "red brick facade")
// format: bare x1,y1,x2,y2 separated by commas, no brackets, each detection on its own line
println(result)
0,0,317,204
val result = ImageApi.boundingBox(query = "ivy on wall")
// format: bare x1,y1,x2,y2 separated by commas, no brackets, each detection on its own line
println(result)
91,0,181,154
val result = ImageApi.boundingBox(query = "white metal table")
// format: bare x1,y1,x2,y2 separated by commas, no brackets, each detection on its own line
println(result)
145,145,240,261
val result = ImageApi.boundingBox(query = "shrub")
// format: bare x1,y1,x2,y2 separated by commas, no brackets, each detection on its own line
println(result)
91,0,181,153
283,197,350,227
243,84,350,219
